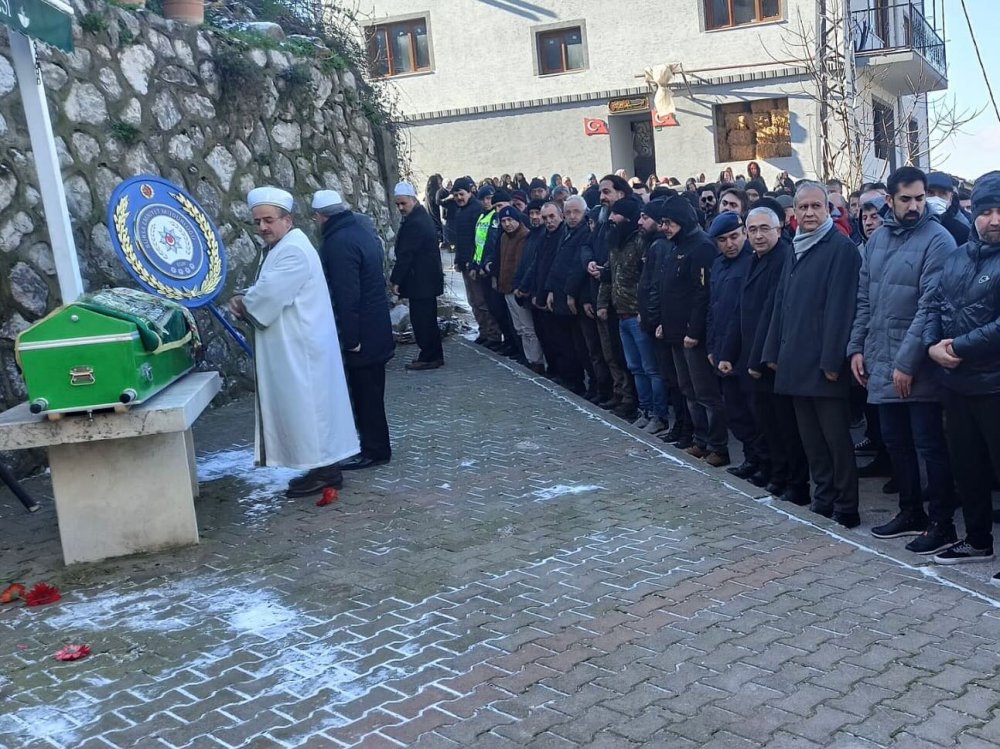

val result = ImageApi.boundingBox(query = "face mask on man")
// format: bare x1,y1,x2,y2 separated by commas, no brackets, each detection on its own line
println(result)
926,196,948,216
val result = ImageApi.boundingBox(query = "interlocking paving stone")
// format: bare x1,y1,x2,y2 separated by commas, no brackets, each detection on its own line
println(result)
4,340,1000,748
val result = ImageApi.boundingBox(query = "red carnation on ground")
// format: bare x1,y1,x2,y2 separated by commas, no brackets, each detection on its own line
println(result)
1,583,25,604
24,583,61,607
316,487,338,507
54,644,90,661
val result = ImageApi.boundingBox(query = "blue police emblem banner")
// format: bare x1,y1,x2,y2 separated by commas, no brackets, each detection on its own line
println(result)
107,176,227,309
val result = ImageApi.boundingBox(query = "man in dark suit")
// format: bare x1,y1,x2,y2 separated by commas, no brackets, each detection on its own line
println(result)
313,190,395,470
762,182,861,528
390,182,445,370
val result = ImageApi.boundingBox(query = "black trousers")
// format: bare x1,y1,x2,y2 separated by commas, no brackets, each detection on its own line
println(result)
549,314,586,390
579,315,612,398
346,363,391,461
752,389,809,490
793,395,858,514
721,376,766,464
409,297,442,363
486,286,516,346
944,391,1000,549
654,339,689,431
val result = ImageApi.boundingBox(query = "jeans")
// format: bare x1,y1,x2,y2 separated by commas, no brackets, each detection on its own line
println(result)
879,401,954,524
943,391,1000,550
619,316,666,418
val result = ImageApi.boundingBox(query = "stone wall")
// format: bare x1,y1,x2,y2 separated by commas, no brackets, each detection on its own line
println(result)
0,0,398,413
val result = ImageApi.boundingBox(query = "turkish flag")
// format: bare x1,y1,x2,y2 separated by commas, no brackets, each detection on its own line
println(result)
652,111,679,127
584,118,609,136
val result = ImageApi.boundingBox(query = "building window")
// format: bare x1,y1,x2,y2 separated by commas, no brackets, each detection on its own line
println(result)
713,98,791,162
537,26,585,75
907,118,921,165
706,0,781,30
366,18,431,78
873,100,895,161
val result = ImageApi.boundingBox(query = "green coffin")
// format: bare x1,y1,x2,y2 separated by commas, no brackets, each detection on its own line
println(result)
15,288,198,415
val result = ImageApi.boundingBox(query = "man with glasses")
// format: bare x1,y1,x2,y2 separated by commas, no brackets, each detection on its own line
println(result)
699,184,719,223
723,205,811,505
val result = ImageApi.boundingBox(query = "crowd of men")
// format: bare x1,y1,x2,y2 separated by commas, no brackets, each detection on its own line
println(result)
402,165,1000,582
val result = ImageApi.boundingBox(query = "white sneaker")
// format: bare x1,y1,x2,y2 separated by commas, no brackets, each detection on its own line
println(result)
632,412,650,429
643,417,667,435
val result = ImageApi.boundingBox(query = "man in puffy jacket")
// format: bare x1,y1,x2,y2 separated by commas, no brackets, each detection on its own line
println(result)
924,171,1000,570
649,196,729,464
848,166,957,553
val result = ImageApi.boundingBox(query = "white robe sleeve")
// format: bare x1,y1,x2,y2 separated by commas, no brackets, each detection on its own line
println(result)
243,244,311,329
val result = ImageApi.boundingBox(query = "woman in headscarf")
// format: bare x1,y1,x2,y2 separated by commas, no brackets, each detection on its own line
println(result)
548,173,563,194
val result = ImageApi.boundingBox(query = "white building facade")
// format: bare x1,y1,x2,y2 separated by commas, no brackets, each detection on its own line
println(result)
347,0,947,189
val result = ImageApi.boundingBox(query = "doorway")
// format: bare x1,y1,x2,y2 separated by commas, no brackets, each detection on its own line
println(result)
609,113,657,181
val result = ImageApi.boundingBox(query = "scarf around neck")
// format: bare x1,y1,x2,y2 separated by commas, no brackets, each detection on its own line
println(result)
792,216,833,259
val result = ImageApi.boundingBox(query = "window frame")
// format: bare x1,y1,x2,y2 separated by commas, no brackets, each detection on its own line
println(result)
531,20,589,77
705,0,782,31
873,99,895,163
365,15,433,79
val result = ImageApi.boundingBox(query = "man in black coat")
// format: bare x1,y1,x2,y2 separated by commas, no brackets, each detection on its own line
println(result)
313,190,395,470
648,196,729,464
391,182,444,370
450,177,502,347
762,182,861,527
924,170,1000,568
720,205,810,505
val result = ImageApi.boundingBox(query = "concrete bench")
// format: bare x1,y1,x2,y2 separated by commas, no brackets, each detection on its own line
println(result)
0,371,221,564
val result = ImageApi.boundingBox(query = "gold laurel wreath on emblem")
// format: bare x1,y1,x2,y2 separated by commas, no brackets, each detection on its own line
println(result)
112,192,223,300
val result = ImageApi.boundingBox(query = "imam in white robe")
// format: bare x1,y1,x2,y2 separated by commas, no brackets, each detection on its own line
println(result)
243,227,359,469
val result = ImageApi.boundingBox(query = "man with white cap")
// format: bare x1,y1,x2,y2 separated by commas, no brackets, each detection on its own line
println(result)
313,188,395,471
390,181,445,369
229,186,359,497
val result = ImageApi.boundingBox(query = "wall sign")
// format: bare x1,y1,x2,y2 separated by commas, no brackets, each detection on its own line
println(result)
608,96,649,115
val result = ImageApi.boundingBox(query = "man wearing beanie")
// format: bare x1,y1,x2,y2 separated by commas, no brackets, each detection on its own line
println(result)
450,177,502,348
638,199,687,438
648,196,729,463
924,170,1000,571
598,198,668,432
762,181,861,528
390,182,444,370
496,205,543,372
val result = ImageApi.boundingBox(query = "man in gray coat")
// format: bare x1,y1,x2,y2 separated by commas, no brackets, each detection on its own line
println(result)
762,182,862,528
848,167,957,553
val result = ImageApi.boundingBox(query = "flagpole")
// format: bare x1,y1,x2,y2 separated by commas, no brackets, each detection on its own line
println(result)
8,30,84,303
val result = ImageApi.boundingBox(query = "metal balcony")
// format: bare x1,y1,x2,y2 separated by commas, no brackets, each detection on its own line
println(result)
851,1,948,93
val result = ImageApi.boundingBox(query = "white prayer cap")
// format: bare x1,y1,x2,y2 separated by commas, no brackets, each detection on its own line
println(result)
247,186,293,212
311,189,345,212
394,182,418,198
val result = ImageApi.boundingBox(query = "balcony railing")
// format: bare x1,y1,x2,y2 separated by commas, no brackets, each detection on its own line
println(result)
851,1,946,76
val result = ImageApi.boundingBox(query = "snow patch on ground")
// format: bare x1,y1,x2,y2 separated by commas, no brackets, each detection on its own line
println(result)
197,448,300,525
530,484,603,502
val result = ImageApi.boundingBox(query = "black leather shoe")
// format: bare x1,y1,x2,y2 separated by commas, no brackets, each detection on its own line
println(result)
286,468,343,498
833,511,862,529
765,482,786,497
726,461,757,479
339,456,389,471
780,487,811,506
749,470,770,488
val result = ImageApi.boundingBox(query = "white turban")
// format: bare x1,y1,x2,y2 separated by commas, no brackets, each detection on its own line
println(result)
247,186,293,212
394,182,417,199
311,190,345,212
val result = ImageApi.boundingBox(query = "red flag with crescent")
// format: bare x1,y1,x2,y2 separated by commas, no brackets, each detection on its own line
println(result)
584,118,609,136
652,111,679,127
